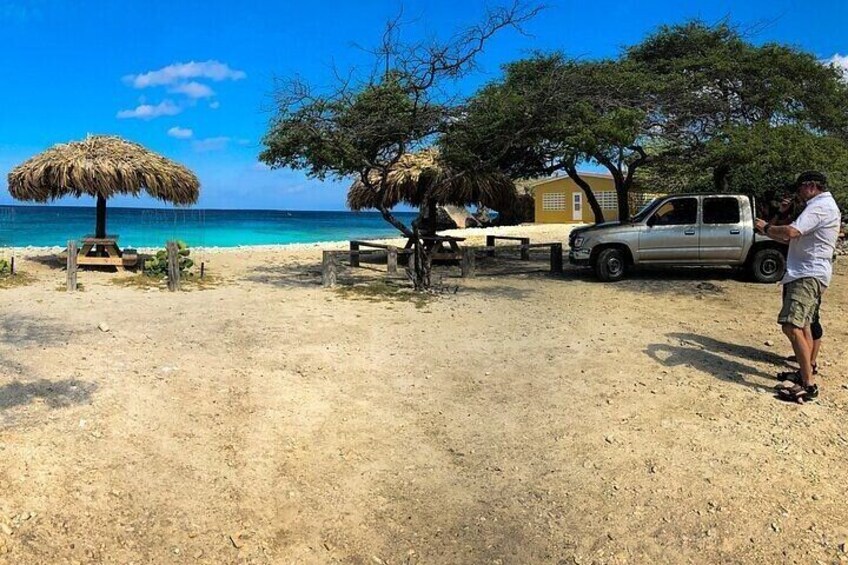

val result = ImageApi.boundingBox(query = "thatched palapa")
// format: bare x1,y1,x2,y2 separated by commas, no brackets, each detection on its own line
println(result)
7,135,200,238
347,149,517,213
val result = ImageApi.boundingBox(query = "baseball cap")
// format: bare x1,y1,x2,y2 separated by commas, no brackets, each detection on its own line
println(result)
793,171,827,190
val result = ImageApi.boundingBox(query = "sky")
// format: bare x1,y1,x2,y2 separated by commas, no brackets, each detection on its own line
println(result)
0,0,846,211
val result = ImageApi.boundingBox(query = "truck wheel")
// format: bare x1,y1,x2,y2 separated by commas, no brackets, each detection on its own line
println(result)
749,248,785,283
594,248,627,282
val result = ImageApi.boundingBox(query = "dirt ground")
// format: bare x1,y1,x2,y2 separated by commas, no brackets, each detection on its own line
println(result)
1,237,847,564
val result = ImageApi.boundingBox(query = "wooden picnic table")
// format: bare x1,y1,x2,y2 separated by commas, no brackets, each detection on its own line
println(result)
76,235,137,269
404,234,465,261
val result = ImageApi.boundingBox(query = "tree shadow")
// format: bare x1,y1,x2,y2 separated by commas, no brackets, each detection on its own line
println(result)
23,253,66,271
0,313,76,348
644,342,774,390
0,379,97,410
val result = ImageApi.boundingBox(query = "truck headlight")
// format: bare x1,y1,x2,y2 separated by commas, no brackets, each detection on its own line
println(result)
572,236,585,248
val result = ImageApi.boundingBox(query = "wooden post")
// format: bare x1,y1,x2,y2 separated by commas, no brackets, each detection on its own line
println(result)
10,257,13,275
486,235,495,257
520,237,530,261
550,243,563,274
349,241,360,268
167,241,180,292
200,262,205,279
460,248,476,278
322,251,338,287
387,246,398,274
66,240,77,292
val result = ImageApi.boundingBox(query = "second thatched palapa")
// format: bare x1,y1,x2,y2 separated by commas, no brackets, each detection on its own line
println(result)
347,149,518,230
7,135,200,239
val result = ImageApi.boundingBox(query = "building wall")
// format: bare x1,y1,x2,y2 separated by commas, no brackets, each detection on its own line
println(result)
532,175,619,224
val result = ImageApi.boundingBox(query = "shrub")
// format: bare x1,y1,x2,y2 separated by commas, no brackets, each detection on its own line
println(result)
143,241,194,277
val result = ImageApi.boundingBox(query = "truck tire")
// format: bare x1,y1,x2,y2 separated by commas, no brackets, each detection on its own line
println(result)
749,248,785,283
594,248,627,282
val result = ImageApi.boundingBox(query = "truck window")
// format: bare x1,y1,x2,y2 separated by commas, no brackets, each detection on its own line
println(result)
650,197,697,226
703,197,740,224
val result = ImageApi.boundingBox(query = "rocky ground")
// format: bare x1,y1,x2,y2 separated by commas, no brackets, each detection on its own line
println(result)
0,231,847,564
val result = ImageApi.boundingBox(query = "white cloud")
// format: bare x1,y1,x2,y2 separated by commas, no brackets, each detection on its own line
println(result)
192,136,230,152
117,100,181,120
167,126,193,139
125,60,246,88
168,81,214,99
826,54,848,77
209,101,220,109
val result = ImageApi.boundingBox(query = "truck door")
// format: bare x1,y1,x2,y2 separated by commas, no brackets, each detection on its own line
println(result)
638,196,699,262
700,197,746,262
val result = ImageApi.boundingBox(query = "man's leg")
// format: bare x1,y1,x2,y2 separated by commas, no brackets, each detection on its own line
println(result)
783,323,815,387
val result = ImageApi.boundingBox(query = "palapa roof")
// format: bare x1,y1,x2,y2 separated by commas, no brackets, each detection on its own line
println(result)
347,149,516,212
7,135,200,205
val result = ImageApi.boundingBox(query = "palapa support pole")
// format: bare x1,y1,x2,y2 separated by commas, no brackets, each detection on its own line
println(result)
66,240,77,292
322,251,338,287
167,241,180,292
95,195,107,239
387,246,398,274
486,235,496,257
460,248,476,278
550,243,563,274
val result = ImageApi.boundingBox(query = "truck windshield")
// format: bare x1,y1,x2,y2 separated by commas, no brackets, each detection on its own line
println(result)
630,198,662,222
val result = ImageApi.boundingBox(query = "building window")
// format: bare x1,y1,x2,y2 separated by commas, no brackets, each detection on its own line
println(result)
542,192,567,211
596,191,618,210
573,193,582,212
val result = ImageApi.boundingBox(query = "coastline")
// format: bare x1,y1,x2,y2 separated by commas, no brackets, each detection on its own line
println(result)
3,223,583,256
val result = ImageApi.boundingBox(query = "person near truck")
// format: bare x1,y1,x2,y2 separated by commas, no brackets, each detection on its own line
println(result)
767,194,825,376
754,171,842,402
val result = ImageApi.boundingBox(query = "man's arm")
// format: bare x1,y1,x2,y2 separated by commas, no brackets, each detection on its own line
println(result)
754,218,800,243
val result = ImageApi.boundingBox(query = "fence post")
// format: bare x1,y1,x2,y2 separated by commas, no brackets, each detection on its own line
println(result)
349,241,360,268
550,243,563,274
520,237,530,261
460,248,476,278
486,235,495,257
167,240,180,292
66,240,77,292
387,246,398,274
322,251,338,287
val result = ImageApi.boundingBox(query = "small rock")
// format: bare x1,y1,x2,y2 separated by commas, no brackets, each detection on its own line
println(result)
97,322,110,332
0,523,11,535
771,522,780,533
193,549,204,559
764,340,774,347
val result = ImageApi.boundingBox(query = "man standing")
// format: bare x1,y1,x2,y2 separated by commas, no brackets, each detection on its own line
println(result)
755,171,842,402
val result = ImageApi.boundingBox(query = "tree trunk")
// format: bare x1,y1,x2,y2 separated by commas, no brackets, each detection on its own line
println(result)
713,165,730,192
616,184,630,222
379,205,431,290
95,195,107,238
565,166,604,224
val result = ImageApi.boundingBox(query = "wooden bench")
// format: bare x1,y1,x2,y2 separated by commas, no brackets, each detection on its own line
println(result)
486,235,531,260
76,237,138,269
461,242,563,278
349,240,413,273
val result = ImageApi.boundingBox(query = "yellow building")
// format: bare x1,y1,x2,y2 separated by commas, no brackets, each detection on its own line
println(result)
525,172,620,224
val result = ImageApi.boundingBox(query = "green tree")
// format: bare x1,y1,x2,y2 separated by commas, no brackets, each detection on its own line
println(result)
260,3,541,289
629,21,848,207
442,53,653,223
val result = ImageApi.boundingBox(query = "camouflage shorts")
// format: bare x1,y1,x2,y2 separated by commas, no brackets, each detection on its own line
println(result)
778,278,823,328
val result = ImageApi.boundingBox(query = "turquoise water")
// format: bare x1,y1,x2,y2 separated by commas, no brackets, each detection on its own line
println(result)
0,206,418,248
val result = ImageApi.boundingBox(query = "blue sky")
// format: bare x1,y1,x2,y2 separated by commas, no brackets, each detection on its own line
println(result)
1,0,846,210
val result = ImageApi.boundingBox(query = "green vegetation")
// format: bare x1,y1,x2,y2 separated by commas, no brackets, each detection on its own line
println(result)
143,241,194,277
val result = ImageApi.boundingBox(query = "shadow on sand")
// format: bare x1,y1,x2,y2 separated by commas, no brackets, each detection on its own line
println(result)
645,332,788,390
0,378,97,411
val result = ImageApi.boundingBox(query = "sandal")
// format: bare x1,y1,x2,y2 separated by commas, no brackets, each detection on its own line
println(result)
776,383,819,404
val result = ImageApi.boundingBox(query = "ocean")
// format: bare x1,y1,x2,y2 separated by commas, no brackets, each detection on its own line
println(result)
0,205,419,248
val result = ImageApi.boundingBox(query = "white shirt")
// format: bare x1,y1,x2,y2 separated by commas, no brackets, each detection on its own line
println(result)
783,191,842,287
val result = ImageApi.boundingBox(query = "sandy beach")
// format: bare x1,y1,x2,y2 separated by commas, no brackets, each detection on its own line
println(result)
1,223,848,564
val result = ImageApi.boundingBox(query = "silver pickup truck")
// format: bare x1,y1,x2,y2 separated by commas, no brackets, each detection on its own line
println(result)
568,194,787,283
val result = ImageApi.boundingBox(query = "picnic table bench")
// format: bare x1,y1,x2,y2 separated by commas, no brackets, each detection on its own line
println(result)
76,236,138,269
